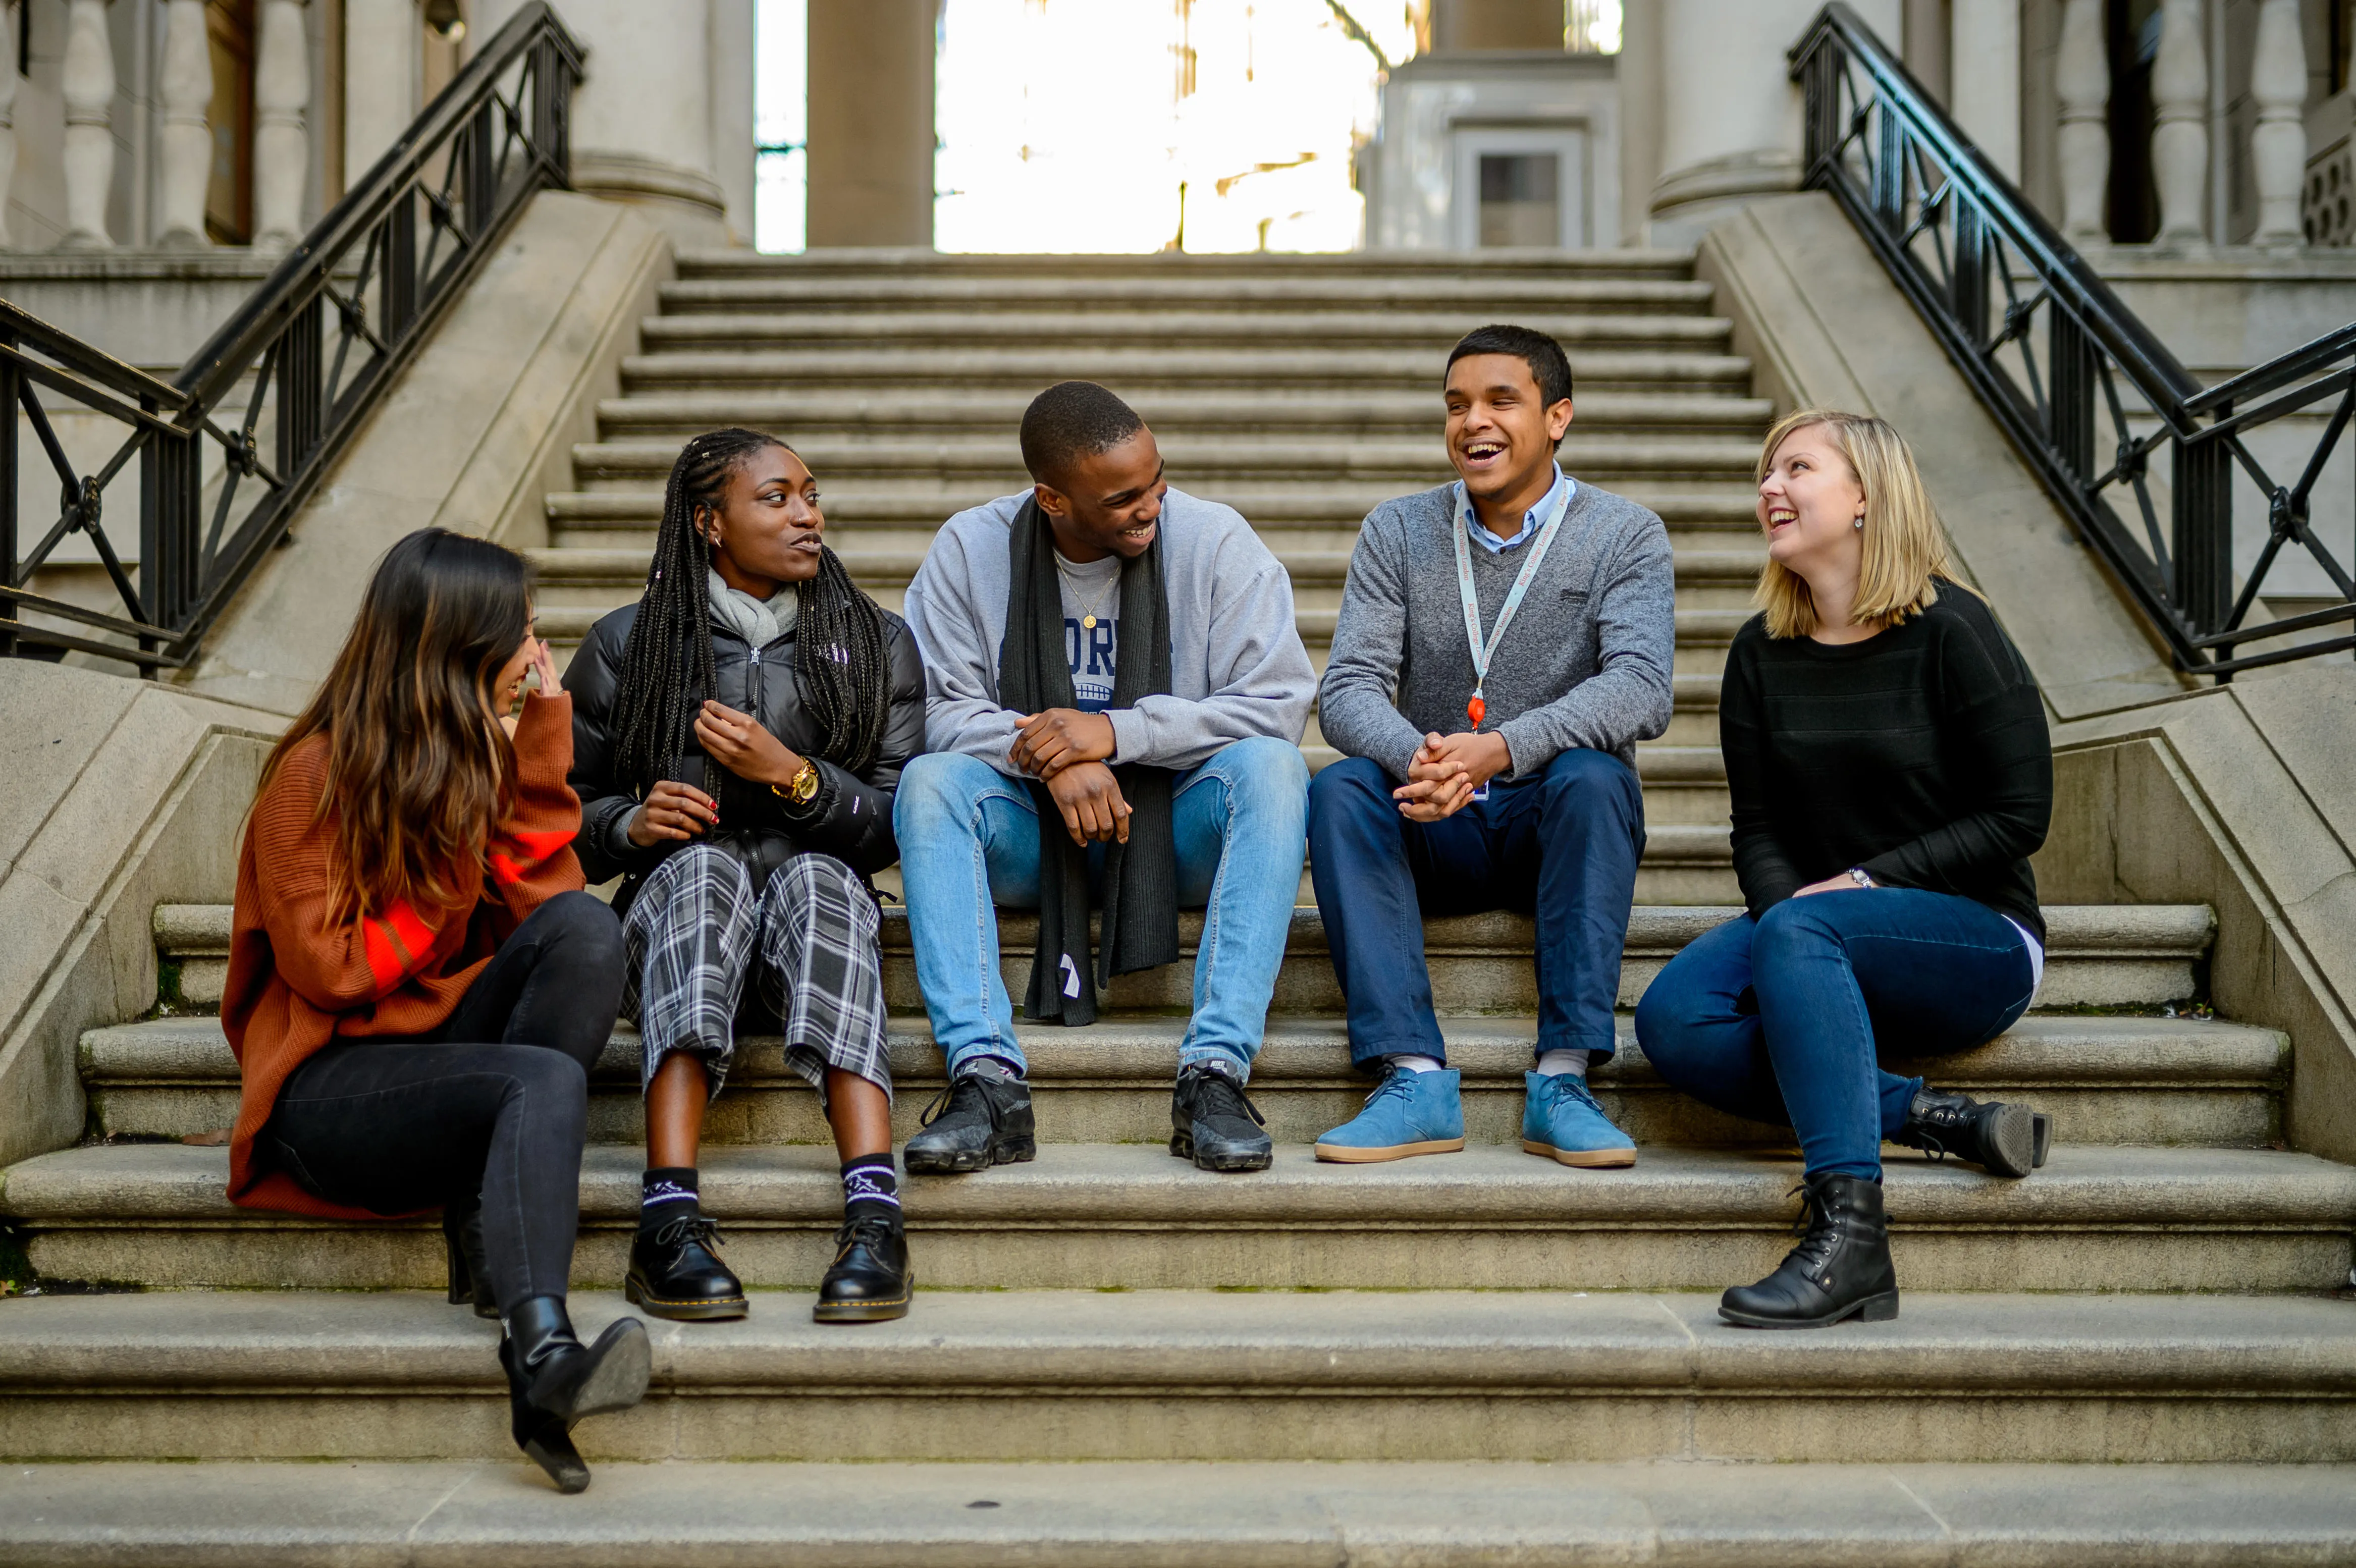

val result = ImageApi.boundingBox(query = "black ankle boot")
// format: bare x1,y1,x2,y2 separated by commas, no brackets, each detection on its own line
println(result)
442,1203,499,1321
1170,1063,1272,1172
1719,1172,1900,1330
814,1214,912,1323
626,1212,748,1322
1893,1086,2043,1177
500,1296,652,1493
903,1066,1035,1174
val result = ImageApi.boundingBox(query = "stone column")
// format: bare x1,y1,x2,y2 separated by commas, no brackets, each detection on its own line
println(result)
254,0,311,253
344,0,418,188
2150,0,2208,243
59,0,117,249
0,3,18,248
1649,0,1900,244
807,0,933,248
2250,0,2308,245
156,0,215,247
2055,0,2109,242
1948,0,2020,180
476,0,731,244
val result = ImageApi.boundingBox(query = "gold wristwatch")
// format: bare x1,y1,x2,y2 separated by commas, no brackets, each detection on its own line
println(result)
773,759,821,806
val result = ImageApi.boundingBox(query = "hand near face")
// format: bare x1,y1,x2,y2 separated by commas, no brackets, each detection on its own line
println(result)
1045,761,1132,846
1011,708,1117,778
693,699,804,789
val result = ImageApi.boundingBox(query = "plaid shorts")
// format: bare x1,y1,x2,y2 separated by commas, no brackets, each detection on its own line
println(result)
621,843,890,1104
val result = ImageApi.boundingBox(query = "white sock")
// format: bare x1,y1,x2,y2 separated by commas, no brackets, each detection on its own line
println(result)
1387,1053,1444,1074
1535,1048,1592,1079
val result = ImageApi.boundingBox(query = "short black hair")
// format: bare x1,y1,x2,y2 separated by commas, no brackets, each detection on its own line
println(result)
1445,324,1575,411
1020,381,1146,486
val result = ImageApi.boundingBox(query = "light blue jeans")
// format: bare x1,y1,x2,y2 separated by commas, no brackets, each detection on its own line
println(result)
893,736,1310,1078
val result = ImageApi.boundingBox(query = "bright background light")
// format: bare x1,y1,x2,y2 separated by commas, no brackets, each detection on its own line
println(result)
754,0,808,253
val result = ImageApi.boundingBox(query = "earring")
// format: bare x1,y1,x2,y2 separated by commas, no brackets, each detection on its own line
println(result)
1853,517,1864,530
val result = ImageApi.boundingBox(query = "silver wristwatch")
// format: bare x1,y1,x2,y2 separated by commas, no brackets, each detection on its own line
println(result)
1847,867,1876,889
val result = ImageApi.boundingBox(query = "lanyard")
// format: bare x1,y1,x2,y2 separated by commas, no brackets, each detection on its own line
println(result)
1453,476,1574,728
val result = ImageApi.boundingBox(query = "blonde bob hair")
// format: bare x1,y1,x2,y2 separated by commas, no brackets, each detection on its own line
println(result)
1752,408,1972,639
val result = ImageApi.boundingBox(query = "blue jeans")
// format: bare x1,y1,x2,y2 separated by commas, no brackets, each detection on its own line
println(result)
1307,748,1644,1069
1633,890,2038,1181
893,736,1310,1077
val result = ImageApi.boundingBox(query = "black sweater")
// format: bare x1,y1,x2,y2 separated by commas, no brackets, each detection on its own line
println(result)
1719,584,2052,943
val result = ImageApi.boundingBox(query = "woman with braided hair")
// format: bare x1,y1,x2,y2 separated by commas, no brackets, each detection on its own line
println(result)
566,427,927,1323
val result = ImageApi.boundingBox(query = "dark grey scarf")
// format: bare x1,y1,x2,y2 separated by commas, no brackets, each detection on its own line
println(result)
998,496,1179,1024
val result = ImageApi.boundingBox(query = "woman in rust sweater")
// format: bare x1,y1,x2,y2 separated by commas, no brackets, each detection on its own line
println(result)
224,527,645,1494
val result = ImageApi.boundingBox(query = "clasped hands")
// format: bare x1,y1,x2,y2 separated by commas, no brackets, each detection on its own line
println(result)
1393,730,1513,822
626,699,808,848
1009,708,1128,847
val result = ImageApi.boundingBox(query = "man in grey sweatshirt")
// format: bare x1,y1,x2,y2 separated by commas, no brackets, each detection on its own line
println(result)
895,381,1316,1177
1311,326,1675,1166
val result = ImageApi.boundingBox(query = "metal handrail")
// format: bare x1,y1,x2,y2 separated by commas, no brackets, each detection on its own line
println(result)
1792,2,2356,676
1,3,583,669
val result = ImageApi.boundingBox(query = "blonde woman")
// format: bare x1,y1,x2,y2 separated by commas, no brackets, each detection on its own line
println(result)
1634,410,2052,1330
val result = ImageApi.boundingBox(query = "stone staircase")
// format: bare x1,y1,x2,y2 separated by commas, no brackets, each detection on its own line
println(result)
3,250,2354,1557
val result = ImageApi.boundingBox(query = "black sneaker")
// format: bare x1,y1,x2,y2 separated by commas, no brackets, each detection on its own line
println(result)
625,1213,749,1321
903,1065,1036,1174
814,1215,913,1323
1170,1062,1273,1172
1893,1086,2044,1178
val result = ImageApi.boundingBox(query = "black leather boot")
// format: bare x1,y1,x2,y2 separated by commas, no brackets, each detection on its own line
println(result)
1170,1063,1273,1172
442,1202,499,1321
813,1214,913,1322
1719,1172,1900,1329
500,1295,652,1493
625,1213,748,1321
1893,1086,2043,1177
903,1066,1036,1174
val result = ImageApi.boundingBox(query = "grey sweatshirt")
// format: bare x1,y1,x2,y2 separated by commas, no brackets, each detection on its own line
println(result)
903,485,1316,776
1318,479,1676,781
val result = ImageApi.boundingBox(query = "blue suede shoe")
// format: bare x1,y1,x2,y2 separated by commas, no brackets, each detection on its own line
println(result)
1314,1066,1467,1163
1521,1070,1637,1168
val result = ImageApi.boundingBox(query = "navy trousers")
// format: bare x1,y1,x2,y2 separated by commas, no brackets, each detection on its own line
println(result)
1308,748,1645,1069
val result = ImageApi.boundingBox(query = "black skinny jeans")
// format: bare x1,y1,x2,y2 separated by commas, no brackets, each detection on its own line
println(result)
263,891,625,1315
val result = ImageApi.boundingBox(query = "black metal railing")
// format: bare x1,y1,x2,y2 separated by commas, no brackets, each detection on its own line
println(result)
0,3,582,669
1793,2,2356,676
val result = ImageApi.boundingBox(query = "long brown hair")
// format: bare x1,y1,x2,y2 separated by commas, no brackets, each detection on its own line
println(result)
259,528,533,924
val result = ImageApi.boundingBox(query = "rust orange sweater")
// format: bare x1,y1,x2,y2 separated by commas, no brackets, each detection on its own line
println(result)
222,690,586,1219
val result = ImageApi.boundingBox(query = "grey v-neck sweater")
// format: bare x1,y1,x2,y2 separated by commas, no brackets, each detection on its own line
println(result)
1318,478,1676,780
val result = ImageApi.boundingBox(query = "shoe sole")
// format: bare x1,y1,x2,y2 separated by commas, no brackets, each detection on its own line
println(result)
625,1276,749,1321
904,1137,1037,1175
1983,1102,2038,1178
1169,1132,1274,1172
1313,1137,1466,1164
1719,1289,1901,1329
554,1320,653,1422
814,1274,914,1324
1521,1139,1637,1168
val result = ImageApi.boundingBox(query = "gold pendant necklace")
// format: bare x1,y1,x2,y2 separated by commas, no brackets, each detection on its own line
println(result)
1067,565,1118,631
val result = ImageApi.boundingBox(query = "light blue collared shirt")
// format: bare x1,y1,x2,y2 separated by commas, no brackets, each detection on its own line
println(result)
1454,464,1574,553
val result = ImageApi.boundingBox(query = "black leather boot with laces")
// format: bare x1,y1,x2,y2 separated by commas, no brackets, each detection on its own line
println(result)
626,1212,748,1321
1719,1172,1899,1329
500,1295,652,1493
1170,1062,1273,1171
1892,1086,2044,1177
903,1064,1036,1174
814,1215,913,1322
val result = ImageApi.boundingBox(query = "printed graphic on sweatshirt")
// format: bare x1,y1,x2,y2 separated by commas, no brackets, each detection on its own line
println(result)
1063,615,1117,713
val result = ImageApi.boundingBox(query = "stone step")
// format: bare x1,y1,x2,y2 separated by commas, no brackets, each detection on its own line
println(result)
146,903,2213,1018
7,1457,2354,1565
2,1288,2352,1464
636,310,1737,352
619,346,1760,395
78,1013,2285,1152
672,245,1707,280
654,275,1722,315
10,1143,2347,1296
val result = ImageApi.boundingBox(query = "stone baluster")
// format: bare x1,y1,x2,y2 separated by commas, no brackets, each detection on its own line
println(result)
253,0,311,253
60,0,117,248
0,3,19,249
2055,0,2109,243
156,0,215,247
2150,0,2208,243
2251,0,2308,245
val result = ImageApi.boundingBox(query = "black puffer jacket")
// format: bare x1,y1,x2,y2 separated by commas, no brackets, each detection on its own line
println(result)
563,601,928,913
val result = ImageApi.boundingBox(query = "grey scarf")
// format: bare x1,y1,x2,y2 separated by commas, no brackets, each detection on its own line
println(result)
707,569,798,647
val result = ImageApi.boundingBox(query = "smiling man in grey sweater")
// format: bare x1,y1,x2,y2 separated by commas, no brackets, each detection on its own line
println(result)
1311,325,1675,1167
